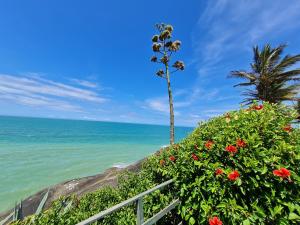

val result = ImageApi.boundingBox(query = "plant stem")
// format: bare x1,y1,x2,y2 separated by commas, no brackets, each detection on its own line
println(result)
166,64,175,145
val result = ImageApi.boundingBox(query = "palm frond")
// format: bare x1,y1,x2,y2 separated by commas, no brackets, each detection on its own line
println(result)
274,54,300,73
229,71,256,81
233,82,255,87
230,43,300,104
275,69,300,82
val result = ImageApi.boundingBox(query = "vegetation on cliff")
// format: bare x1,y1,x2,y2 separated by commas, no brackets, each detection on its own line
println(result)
12,102,300,224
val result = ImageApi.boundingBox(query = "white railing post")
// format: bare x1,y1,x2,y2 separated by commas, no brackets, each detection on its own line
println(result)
76,179,175,225
136,197,144,225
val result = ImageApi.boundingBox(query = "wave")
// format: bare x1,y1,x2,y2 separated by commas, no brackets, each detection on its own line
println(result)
112,163,130,169
160,144,169,148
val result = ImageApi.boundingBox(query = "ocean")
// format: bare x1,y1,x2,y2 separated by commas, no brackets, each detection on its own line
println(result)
0,116,193,212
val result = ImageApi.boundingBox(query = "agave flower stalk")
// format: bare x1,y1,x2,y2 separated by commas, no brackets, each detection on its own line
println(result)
150,23,185,145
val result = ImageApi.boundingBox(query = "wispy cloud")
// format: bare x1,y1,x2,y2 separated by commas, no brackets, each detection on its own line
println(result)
0,74,108,112
70,78,99,89
143,96,181,115
172,0,300,126
194,0,300,75
143,87,219,115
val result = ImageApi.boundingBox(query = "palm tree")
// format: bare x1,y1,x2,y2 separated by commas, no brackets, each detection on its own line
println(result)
230,44,300,104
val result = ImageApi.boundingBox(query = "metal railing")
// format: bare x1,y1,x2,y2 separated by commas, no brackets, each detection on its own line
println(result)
76,179,180,225
0,189,49,225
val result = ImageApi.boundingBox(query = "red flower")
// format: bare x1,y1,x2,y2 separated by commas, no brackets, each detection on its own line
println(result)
228,170,240,181
209,216,223,225
215,168,224,176
225,145,237,154
236,139,246,148
253,105,263,110
159,159,165,166
169,155,176,162
205,140,214,150
191,153,199,161
283,124,292,132
273,168,291,179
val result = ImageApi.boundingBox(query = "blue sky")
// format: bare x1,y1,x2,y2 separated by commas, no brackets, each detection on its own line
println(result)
0,0,300,126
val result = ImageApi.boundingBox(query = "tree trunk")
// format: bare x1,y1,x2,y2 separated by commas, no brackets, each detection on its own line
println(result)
166,65,175,145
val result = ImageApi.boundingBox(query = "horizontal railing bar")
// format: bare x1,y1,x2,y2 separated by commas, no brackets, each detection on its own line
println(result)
0,211,14,225
76,179,173,225
142,199,180,225
35,188,49,215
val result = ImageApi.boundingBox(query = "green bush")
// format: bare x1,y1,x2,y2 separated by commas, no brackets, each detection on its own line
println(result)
12,171,178,225
146,102,300,224
12,102,300,225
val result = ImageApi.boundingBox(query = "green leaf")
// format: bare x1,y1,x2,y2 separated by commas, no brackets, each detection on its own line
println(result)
272,205,283,217
237,178,242,186
189,217,196,225
289,213,300,220
242,219,251,225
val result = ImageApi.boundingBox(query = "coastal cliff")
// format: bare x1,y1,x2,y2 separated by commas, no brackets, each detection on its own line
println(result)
0,159,144,222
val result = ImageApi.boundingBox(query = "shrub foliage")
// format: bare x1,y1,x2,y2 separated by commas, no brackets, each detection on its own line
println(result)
12,102,300,225
146,102,300,224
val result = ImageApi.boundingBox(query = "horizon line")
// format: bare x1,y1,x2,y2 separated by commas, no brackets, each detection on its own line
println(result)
0,114,195,128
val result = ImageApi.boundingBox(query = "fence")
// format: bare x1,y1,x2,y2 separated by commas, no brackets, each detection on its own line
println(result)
76,179,180,225
1,180,180,225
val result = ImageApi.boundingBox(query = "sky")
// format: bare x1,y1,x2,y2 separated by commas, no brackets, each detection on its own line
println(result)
0,0,300,126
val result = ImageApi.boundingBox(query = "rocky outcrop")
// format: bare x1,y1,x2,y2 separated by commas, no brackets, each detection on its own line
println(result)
0,159,144,222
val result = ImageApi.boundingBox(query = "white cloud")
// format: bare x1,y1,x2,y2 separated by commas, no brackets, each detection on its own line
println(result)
143,97,181,116
70,78,99,88
0,74,108,112
194,0,300,76
0,92,82,112
143,87,219,116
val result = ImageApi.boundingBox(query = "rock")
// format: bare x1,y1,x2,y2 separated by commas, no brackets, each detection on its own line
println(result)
0,159,145,222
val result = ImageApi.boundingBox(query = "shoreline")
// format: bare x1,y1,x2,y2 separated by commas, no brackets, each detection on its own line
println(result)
0,158,145,221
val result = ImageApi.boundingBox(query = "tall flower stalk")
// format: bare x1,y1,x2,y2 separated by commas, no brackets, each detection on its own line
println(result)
150,23,184,145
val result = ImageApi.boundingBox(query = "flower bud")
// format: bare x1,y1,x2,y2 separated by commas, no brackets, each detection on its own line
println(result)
152,43,162,52
156,70,164,77
152,35,159,42
165,25,173,33
160,55,169,64
169,40,181,51
159,30,171,41
165,41,173,48
172,60,185,70
150,56,157,62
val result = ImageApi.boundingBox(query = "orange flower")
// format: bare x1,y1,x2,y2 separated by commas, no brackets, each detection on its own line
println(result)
225,145,237,154
236,139,246,148
205,140,214,150
159,159,165,166
273,168,291,179
283,124,292,132
215,168,224,176
228,170,240,181
191,153,199,161
209,216,223,225
253,105,263,110
169,155,176,162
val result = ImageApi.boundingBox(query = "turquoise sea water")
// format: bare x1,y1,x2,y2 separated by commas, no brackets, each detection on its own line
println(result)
0,116,193,211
